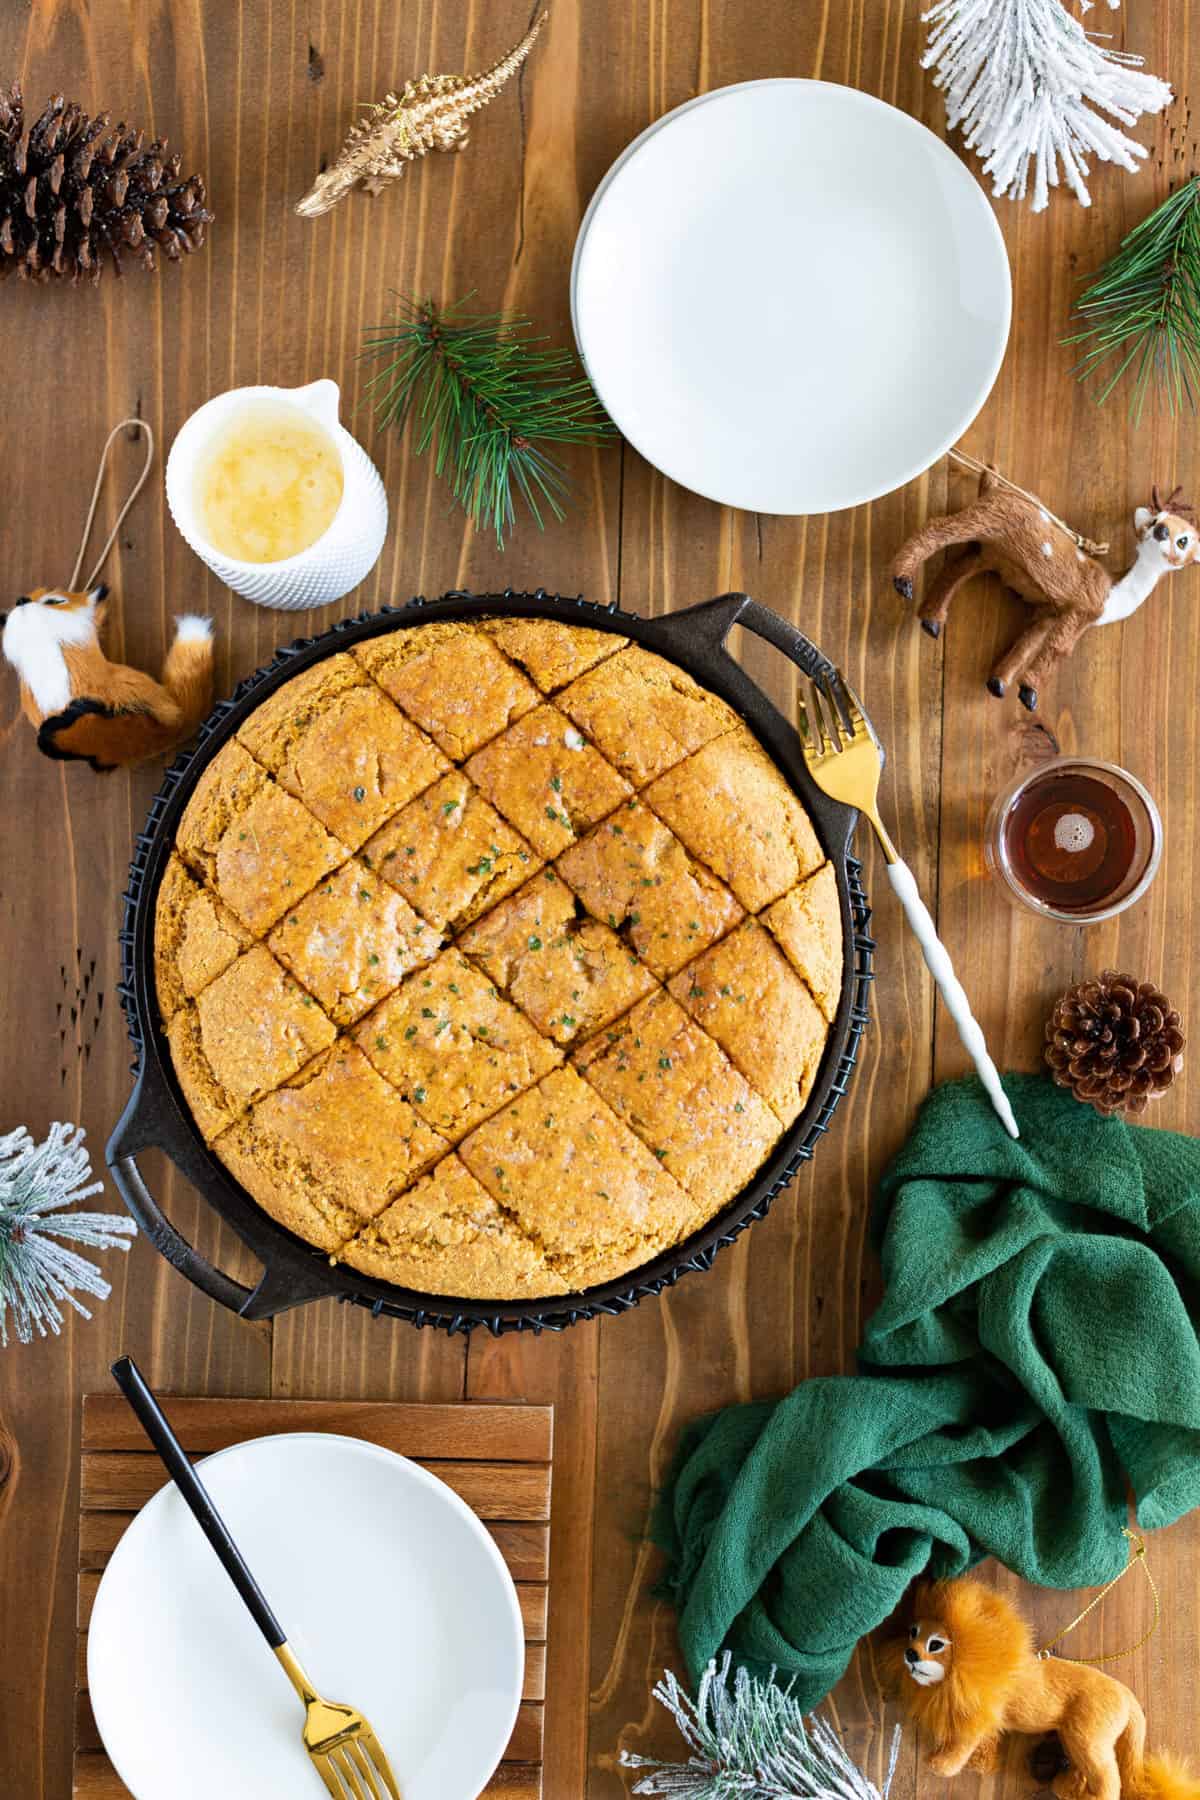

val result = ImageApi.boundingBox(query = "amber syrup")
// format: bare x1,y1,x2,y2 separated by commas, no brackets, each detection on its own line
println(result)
1001,769,1140,912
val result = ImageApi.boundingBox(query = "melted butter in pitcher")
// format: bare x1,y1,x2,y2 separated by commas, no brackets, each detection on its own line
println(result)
195,400,344,563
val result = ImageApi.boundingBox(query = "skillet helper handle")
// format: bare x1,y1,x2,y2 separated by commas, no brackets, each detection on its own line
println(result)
106,1149,256,1315
886,860,1019,1140
110,1356,288,1650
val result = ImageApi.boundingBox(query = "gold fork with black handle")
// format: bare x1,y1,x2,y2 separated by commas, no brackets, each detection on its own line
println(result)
111,1356,402,1800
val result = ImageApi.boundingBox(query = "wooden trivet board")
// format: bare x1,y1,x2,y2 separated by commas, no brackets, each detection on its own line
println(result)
73,1395,553,1799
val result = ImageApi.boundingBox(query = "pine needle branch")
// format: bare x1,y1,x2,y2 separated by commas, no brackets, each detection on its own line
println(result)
361,294,614,547
0,1123,136,1347
1065,177,1200,418
618,1655,902,1800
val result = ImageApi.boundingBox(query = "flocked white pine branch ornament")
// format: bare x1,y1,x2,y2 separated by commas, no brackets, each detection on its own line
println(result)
0,1123,135,1346
922,0,1172,212
619,1654,902,1800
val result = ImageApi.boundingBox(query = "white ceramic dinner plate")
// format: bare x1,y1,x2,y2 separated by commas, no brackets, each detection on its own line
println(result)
88,1433,525,1799
571,79,1011,515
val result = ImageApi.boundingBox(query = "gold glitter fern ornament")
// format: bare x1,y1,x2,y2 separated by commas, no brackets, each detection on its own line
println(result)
296,12,548,218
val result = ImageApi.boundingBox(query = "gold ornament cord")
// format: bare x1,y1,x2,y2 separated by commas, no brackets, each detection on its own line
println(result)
68,417,155,593
1037,1529,1161,1666
948,446,1110,557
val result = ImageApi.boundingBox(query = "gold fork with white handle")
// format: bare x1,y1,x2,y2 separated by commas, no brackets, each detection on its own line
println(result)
798,669,1020,1140
111,1356,403,1800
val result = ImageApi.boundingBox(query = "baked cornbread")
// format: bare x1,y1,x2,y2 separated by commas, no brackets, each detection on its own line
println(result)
158,615,844,1300
236,652,448,849
573,990,781,1205
167,945,337,1140
644,729,824,911
667,920,828,1126
458,868,657,1045
466,703,633,858
154,855,254,1021
267,857,440,1026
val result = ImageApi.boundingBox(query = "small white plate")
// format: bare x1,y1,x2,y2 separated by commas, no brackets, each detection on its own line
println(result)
571,79,1011,515
87,1433,525,1800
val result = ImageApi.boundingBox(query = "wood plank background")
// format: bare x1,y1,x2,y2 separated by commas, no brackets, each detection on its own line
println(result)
0,2,1196,1796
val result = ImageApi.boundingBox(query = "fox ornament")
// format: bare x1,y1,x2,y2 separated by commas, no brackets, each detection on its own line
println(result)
1,584,213,771
882,1577,1199,1800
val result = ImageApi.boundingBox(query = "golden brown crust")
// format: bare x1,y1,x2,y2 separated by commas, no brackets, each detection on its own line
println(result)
667,921,827,1127
364,770,539,930
339,1154,570,1298
267,857,441,1025
353,949,561,1138
558,645,738,786
236,652,448,850
154,855,254,1021
213,1042,446,1252
176,740,346,935
466,703,632,858
354,622,539,757
168,946,336,1140
159,618,839,1299
644,729,824,911
458,868,657,1047
458,1066,696,1290
480,617,627,690
556,800,743,977
573,990,782,1207
761,862,843,1025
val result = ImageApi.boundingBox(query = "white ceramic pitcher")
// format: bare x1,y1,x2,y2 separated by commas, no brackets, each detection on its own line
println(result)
166,379,388,610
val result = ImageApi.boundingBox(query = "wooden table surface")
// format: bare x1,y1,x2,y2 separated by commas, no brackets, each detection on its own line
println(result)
2,3,1198,1795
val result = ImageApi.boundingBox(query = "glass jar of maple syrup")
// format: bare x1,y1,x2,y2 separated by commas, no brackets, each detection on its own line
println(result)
985,756,1162,922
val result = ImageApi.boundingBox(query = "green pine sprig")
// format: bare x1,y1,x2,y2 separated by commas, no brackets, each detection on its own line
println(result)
1065,177,1200,419
361,294,614,547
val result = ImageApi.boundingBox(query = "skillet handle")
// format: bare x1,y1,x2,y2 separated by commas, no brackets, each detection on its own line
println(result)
106,1144,255,1316
732,595,838,681
106,1075,328,1321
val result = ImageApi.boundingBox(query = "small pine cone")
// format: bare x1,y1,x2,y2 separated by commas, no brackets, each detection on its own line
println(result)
1045,970,1185,1117
0,84,213,285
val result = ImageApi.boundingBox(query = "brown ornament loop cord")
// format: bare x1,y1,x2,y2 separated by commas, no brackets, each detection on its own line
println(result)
1037,1529,1161,1666
948,446,1110,557
68,417,155,593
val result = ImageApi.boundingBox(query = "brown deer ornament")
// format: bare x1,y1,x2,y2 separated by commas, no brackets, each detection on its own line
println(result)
891,472,1200,710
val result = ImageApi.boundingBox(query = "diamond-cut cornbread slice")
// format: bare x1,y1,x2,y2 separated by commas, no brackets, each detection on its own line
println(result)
236,652,448,850
354,621,539,758
762,862,843,1024
166,945,336,1140
458,868,656,1047
557,800,743,978
481,617,627,691
176,740,346,935
466,704,632,859
214,1042,446,1253
267,858,441,1026
668,920,827,1126
339,1154,569,1299
459,1066,696,1290
558,645,738,786
364,770,538,930
574,990,781,1205
154,855,254,1021
644,729,823,911
354,949,561,1138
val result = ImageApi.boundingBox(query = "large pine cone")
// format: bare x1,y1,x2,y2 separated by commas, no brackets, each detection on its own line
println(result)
0,85,212,284
1045,971,1185,1116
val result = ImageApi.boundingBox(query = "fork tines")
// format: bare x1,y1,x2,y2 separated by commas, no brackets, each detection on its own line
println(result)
799,666,862,756
316,1730,400,1799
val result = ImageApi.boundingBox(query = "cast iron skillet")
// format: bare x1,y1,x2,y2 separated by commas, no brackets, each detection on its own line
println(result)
107,590,874,1334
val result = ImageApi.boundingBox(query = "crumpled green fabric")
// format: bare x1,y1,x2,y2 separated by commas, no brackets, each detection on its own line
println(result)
654,1074,1200,1707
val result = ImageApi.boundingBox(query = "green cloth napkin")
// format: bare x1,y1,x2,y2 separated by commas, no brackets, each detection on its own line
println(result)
654,1073,1200,1707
